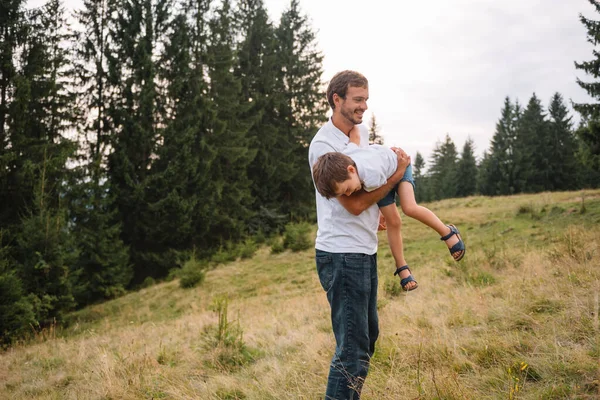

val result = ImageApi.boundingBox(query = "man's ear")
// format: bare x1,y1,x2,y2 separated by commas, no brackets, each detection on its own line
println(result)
347,165,356,174
333,93,342,108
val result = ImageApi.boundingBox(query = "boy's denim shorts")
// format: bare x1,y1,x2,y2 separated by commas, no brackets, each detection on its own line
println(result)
377,164,415,208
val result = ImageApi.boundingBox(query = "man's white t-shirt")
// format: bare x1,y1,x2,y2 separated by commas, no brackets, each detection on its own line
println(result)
308,119,379,255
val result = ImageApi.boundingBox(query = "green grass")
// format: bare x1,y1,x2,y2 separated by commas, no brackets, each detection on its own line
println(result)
1,189,600,399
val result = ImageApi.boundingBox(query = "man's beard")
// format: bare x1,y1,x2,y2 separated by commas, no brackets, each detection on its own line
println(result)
340,106,363,125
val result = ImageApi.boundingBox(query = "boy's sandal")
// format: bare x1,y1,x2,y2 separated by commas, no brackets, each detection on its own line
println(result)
440,224,466,261
394,265,418,291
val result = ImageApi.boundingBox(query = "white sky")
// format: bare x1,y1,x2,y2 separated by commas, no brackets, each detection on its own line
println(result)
262,0,597,163
27,0,598,164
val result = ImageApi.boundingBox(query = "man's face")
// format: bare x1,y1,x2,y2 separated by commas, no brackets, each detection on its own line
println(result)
336,85,369,125
334,166,362,197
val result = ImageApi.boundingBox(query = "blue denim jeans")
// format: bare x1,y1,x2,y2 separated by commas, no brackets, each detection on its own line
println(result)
315,250,379,400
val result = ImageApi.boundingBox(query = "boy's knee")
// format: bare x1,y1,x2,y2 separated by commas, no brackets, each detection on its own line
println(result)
402,204,417,217
385,212,402,228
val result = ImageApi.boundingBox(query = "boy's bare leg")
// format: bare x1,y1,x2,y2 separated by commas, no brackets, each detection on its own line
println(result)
379,204,417,290
398,182,460,257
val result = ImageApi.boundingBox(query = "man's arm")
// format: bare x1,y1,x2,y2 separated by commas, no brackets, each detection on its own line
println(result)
338,148,410,216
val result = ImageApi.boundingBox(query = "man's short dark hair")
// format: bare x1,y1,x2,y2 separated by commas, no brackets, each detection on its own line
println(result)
326,70,368,110
312,152,356,199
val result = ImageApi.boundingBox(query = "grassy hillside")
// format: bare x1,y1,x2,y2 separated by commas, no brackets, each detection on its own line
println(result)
1,190,599,399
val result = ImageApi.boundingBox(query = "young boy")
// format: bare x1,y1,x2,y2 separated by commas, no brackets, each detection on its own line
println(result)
311,126,465,291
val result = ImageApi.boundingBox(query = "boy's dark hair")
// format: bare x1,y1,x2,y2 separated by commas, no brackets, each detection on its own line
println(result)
312,152,356,199
327,70,368,110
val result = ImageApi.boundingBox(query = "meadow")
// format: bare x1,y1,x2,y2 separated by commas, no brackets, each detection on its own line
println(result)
1,189,599,399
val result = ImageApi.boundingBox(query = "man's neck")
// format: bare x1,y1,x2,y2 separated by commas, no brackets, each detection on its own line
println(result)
331,113,353,136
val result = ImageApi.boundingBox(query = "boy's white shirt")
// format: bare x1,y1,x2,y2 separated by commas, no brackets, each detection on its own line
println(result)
343,143,397,192
308,119,379,255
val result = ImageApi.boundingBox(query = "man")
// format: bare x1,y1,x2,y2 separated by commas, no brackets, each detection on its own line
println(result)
308,70,411,399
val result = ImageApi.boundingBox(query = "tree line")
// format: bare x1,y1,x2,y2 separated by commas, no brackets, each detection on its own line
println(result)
1,0,600,345
0,0,326,344
404,92,590,203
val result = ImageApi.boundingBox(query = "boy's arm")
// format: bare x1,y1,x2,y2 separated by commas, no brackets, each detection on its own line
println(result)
338,148,410,216
349,125,361,146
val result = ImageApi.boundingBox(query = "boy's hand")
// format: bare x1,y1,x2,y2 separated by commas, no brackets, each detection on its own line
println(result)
388,147,410,184
349,125,361,146
378,212,387,231
391,147,410,170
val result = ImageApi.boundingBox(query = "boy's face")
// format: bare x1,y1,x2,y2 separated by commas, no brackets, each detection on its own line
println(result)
334,166,362,197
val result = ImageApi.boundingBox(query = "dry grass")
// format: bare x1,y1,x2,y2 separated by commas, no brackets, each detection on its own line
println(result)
1,189,599,399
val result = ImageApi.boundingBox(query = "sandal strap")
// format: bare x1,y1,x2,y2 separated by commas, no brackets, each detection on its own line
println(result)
394,265,410,276
440,225,458,241
400,275,417,287
449,241,465,254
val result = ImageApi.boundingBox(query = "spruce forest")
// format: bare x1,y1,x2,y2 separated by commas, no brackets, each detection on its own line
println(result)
1,0,599,346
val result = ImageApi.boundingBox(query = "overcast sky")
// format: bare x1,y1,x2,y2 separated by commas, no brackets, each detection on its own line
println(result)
27,0,598,163
261,0,597,162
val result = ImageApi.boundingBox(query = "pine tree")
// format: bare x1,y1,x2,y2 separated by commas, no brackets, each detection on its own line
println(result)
368,113,384,145
456,138,478,197
514,94,549,192
575,121,600,187
0,0,36,344
235,0,287,224
273,0,327,219
574,0,600,119
8,0,78,323
486,97,519,195
70,0,132,304
573,1,600,182
476,150,494,196
428,134,458,200
107,0,170,281
0,0,26,237
547,93,579,190
412,151,429,202
204,0,257,240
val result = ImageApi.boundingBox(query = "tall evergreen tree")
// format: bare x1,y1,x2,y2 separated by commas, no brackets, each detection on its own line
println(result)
486,97,519,195
368,113,384,145
145,0,219,267
204,0,256,240
234,0,285,222
107,0,170,281
428,134,458,200
476,150,494,196
0,0,32,344
514,94,549,193
574,0,600,119
456,137,478,197
70,0,132,304
412,151,429,202
573,2,600,184
547,92,579,190
575,120,600,187
9,0,78,324
0,0,26,251
273,0,326,219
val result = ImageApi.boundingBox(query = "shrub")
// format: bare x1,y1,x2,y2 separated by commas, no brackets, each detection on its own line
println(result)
211,245,239,265
283,222,312,252
179,257,206,289
0,272,37,347
141,276,155,288
238,239,258,260
269,237,284,254
201,297,257,371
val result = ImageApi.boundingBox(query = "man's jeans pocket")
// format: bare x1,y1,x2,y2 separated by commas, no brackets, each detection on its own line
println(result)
316,252,333,292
